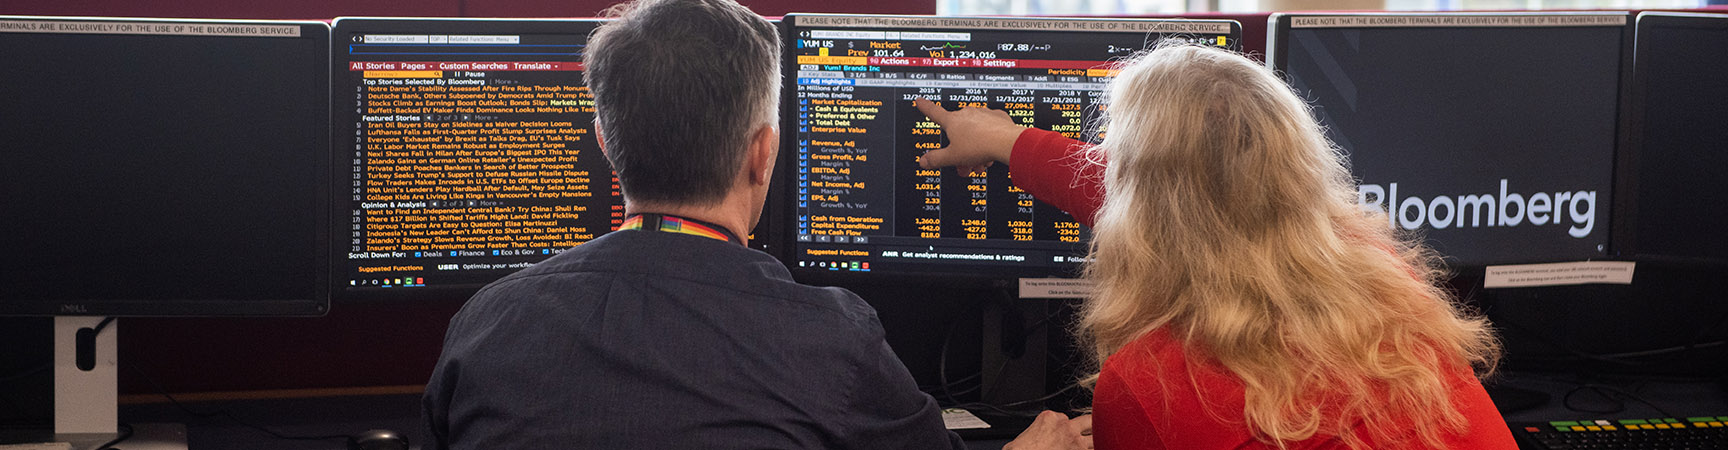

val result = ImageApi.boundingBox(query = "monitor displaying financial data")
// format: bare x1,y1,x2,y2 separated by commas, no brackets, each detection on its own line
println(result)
0,17,330,316
780,15,1240,278
1270,13,1630,266
333,18,617,298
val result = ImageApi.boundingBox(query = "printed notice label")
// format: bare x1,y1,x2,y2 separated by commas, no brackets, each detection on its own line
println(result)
1020,278,1095,299
0,20,301,37
1484,261,1635,288
942,408,992,430
1289,14,1626,29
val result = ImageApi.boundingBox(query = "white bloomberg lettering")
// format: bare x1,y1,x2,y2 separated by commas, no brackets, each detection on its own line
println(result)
1356,179,1596,238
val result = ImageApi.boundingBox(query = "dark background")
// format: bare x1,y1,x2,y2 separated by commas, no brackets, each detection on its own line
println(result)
3,1,1728,435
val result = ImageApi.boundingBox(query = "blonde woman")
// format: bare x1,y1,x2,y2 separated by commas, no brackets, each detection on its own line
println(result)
914,43,1515,449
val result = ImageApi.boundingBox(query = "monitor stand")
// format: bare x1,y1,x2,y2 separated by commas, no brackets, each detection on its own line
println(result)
42,317,187,450
980,291,1050,406
51,316,119,447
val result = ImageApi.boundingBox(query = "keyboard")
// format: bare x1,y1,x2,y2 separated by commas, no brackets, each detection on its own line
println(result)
1512,416,1728,449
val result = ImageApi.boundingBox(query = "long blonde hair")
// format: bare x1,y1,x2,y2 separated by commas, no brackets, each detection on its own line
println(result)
1078,43,1500,448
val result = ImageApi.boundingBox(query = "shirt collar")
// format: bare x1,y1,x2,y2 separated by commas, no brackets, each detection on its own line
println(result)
619,213,743,246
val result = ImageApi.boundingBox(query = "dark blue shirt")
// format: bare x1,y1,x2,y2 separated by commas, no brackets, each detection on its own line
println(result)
424,229,965,449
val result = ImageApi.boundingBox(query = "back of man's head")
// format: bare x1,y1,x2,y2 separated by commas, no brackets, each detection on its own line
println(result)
585,0,781,206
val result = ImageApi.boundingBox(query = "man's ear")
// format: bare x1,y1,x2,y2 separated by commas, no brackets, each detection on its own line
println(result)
594,120,608,158
747,123,778,186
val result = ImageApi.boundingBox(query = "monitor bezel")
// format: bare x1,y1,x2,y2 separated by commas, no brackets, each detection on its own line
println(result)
1266,11,1637,268
775,14,1243,285
0,16,332,317
1611,11,1728,267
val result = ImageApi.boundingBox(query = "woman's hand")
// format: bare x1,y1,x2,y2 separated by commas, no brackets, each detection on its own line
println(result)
912,98,1026,176
1003,411,1094,450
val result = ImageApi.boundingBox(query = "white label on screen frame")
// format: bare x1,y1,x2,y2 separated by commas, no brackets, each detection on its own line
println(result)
1484,261,1635,288
1020,278,1096,299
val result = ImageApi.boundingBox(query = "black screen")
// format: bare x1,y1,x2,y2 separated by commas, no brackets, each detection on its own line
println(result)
1274,13,1629,266
782,15,1239,278
1627,13,1728,262
0,17,329,316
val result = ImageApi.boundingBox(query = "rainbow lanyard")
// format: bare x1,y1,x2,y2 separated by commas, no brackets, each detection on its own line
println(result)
619,213,741,245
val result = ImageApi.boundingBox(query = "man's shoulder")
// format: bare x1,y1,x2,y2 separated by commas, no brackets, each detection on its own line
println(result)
459,230,879,327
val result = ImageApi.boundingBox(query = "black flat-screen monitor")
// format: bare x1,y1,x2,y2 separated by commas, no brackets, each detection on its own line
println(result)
335,17,780,301
1269,12,1632,267
0,16,330,316
779,14,1241,280
333,18,615,300
1617,12,1728,264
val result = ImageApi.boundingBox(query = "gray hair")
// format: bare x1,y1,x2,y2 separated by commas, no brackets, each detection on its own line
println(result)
584,0,781,205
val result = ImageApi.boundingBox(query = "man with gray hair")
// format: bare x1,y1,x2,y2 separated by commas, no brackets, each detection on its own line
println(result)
423,0,1088,448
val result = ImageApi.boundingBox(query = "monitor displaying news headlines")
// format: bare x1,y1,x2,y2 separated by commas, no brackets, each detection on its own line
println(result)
1269,13,1631,266
333,18,617,299
335,18,777,299
780,14,1241,279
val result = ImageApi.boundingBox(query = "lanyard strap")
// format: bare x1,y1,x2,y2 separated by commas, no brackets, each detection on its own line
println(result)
620,213,742,245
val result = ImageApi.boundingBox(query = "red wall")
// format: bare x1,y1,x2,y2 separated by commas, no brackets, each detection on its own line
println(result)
118,302,468,394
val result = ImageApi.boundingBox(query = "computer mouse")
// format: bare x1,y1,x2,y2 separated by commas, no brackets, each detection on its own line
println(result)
348,429,409,450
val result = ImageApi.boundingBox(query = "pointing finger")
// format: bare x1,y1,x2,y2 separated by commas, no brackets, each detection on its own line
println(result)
913,98,952,125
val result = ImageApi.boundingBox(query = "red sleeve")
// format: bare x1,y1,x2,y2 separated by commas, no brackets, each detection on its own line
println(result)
1008,127,1104,228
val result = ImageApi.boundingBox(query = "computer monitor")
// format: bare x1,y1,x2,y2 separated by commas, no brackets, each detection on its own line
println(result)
335,18,780,301
0,16,331,316
1268,12,1632,267
1617,12,1728,264
333,18,616,300
778,14,1241,280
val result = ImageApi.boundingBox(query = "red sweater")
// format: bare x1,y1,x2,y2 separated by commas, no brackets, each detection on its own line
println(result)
1008,128,1107,228
1006,128,1518,449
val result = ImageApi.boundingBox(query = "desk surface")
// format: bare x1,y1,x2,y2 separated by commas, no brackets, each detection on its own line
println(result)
105,371,1725,449
116,394,1016,450
1490,372,1728,424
